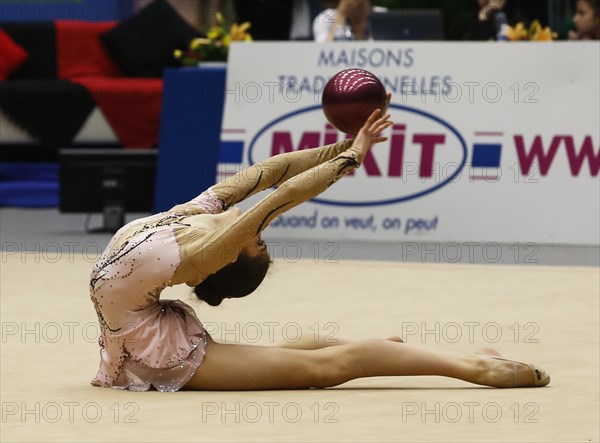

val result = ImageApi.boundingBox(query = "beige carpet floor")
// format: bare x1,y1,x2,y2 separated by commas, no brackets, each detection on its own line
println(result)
1,253,598,442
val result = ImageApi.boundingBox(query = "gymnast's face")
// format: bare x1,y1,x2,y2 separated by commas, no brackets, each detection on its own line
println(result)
240,235,269,259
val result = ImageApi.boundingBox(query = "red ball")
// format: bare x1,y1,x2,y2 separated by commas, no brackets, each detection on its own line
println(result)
322,68,388,135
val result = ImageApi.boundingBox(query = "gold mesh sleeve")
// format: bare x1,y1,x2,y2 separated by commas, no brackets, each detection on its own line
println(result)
207,139,353,209
180,144,363,280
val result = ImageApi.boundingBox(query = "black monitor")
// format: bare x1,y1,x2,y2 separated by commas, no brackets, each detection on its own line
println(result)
371,9,444,41
59,148,157,232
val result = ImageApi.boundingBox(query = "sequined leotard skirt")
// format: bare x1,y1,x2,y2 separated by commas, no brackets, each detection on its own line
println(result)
89,194,223,392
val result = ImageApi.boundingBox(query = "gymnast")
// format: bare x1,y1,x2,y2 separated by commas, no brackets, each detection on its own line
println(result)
89,104,550,392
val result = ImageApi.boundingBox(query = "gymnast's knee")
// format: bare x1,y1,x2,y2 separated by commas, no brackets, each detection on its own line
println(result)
308,349,352,388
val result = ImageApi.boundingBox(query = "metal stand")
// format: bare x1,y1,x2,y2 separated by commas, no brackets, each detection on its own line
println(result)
85,204,125,234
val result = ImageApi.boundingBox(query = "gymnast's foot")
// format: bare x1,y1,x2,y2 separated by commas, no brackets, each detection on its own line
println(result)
473,348,550,388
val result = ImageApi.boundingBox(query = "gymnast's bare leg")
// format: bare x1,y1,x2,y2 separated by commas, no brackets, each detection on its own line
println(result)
270,334,404,350
183,334,547,390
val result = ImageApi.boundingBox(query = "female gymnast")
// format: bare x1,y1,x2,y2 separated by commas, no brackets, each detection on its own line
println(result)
89,104,550,392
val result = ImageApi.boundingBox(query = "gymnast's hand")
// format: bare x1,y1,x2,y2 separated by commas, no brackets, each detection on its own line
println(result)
352,99,393,161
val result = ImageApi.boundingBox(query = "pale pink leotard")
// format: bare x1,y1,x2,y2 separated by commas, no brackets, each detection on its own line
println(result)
90,139,360,391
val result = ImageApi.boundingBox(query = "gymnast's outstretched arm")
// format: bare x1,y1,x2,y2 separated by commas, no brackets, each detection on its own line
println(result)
171,94,392,214
207,91,390,209
179,109,393,280
168,140,353,215
212,139,355,209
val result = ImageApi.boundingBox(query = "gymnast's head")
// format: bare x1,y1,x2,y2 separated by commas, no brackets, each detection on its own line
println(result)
193,236,271,306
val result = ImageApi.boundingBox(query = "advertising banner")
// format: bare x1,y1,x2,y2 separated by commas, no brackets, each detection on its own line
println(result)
220,42,599,245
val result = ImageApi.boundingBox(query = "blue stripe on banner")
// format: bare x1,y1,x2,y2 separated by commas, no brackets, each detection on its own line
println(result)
471,144,502,167
219,141,244,163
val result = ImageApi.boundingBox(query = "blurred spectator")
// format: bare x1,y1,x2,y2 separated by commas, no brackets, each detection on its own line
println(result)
290,0,324,40
135,0,200,30
569,0,600,39
313,0,388,42
464,0,549,40
201,0,320,41
468,0,508,40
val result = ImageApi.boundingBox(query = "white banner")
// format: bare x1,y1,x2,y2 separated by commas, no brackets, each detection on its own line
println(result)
220,42,600,245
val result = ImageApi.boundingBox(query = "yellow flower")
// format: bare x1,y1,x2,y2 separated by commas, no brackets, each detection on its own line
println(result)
230,21,251,41
513,22,528,40
207,28,220,40
528,20,542,38
533,26,557,41
175,12,253,64
223,35,231,48
191,38,211,49
505,23,520,40
503,19,558,41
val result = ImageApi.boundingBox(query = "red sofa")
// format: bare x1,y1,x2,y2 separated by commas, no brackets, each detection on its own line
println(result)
0,20,163,151
0,0,200,207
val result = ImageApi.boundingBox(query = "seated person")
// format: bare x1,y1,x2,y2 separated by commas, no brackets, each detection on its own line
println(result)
313,0,387,42
569,0,600,40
